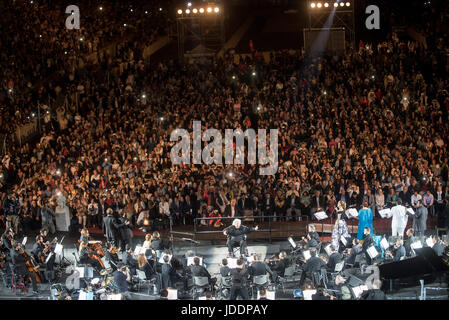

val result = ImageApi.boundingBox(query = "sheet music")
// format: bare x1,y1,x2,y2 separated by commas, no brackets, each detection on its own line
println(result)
411,241,423,249
406,208,415,215
379,208,392,219
198,296,207,300
246,255,255,263
54,244,63,255
352,285,368,298
340,237,347,246
227,258,238,268
134,246,142,256
257,290,275,300
380,238,389,250
324,244,332,256
303,289,316,300
22,237,27,246
314,211,328,221
75,267,85,278
288,237,297,248
167,288,178,300
159,254,172,264
426,237,434,248
187,257,202,266
345,208,358,218
303,250,311,261
366,246,378,259
107,294,122,300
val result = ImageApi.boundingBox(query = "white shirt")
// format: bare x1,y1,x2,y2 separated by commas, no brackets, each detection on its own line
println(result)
390,205,408,227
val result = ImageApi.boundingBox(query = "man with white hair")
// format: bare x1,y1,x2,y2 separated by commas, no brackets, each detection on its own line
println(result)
223,219,258,257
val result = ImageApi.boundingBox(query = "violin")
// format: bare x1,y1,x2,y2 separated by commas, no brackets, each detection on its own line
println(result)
87,247,105,269
42,237,58,262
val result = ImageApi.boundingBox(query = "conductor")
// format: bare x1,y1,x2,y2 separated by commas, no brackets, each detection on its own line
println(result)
223,219,258,258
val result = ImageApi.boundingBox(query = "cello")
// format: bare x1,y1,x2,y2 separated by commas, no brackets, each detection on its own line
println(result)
20,246,42,283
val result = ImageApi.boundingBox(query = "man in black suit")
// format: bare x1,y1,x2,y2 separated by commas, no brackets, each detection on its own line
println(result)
113,212,132,251
303,224,321,249
230,258,249,300
219,258,232,277
286,192,301,221
122,245,137,276
362,227,374,265
326,245,342,272
224,199,242,218
223,219,258,257
345,238,363,266
404,228,416,257
248,254,275,281
189,256,216,287
300,248,326,286
102,208,118,245
361,281,386,300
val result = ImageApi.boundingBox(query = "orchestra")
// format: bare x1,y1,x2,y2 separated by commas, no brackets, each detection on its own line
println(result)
0,210,447,301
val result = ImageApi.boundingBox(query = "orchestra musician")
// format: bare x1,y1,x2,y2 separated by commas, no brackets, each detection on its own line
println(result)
248,254,275,281
137,253,156,280
219,258,232,277
325,245,342,272
122,245,138,276
345,238,363,266
404,228,416,257
385,239,406,261
10,241,39,293
31,235,45,262
1,228,15,252
105,242,120,270
299,248,326,286
113,263,131,299
302,224,320,249
267,251,290,280
223,219,258,258
362,227,375,265
78,240,103,271
431,236,445,256
230,258,250,300
189,256,216,288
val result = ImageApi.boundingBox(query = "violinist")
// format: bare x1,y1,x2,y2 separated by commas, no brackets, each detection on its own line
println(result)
78,240,103,271
105,242,120,271
386,239,406,261
299,248,326,286
31,235,45,262
248,254,275,281
10,241,39,293
301,224,320,249
325,245,342,272
80,228,102,245
268,251,290,280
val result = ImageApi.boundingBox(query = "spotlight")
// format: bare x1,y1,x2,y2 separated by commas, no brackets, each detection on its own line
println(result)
8,88,12,93
39,34,42,38
324,2,329,7
177,9,182,14
56,169,61,176
346,2,350,6
160,117,164,121
252,71,256,76
142,94,146,98
199,8,204,13
123,23,127,27
311,3,316,8
99,6,103,10
257,106,261,111
232,75,236,79
145,11,148,14
187,2,192,7
323,90,327,95
159,8,162,11
130,8,133,12
185,9,190,14
340,2,344,6
193,8,198,13
79,37,83,41
334,2,338,7
214,7,219,12
317,2,322,8
207,7,212,13
31,113,35,117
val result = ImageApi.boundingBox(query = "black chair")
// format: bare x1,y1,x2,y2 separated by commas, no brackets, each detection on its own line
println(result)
251,274,270,298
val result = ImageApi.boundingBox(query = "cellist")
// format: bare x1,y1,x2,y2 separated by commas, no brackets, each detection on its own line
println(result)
78,240,103,271
10,241,39,293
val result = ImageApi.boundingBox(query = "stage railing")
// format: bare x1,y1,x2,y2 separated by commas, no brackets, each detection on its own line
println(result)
189,215,309,244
